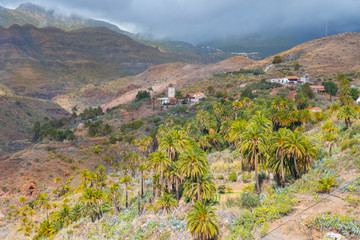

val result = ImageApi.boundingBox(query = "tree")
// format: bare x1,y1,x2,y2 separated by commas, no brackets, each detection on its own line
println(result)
283,131,307,178
301,83,315,99
271,128,290,187
351,88,359,100
339,79,353,105
120,175,132,208
337,105,357,129
183,171,216,202
135,90,150,101
323,81,338,101
175,90,183,104
147,151,170,195
186,201,219,240
272,55,283,64
238,122,267,193
178,147,208,202
294,92,309,110
156,190,177,214
107,183,122,214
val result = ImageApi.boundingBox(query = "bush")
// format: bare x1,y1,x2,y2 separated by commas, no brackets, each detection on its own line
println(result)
317,176,338,193
228,171,237,182
226,187,233,193
242,172,252,182
135,90,150,101
218,185,226,194
310,214,360,237
240,192,260,209
218,174,224,180
272,55,283,64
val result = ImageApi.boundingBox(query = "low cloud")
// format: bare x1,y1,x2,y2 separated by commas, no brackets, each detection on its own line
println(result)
1,0,360,44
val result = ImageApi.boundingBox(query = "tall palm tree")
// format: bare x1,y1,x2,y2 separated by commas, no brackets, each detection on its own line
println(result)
107,183,122,214
147,151,171,195
186,201,219,240
159,134,176,161
238,122,268,193
196,110,207,135
283,131,307,178
271,128,290,187
183,171,216,202
138,164,147,198
233,101,243,119
178,147,208,202
227,119,247,145
337,105,357,129
120,175,132,208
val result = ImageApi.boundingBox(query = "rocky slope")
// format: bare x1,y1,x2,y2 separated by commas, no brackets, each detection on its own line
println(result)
247,32,360,74
53,56,255,111
0,24,200,99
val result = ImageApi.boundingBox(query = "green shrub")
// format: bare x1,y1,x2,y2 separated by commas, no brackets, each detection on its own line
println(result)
242,172,252,182
317,176,338,193
310,214,360,237
218,174,224,180
240,192,260,209
218,185,226,194
226,187,233,193
228,171,237,182
340,139,359,151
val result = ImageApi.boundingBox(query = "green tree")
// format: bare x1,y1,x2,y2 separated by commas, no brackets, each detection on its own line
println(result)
156,190,177,214
186,201,219,240
272,55,283,64
120,175,132,208
238,122,268,193
283,131,308,178
350,88,359,100
178,147,208,202
183,171,216,202
135,90,150,101
339,79,353,105
301,83,315,99
271,128,291,187
337,105,357,129
323,81,338,101
294,92,309,110
147,151,171,195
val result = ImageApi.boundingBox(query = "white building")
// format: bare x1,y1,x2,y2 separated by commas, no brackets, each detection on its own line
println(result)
158,97,169,104
168,87,175,98
190,92,206,103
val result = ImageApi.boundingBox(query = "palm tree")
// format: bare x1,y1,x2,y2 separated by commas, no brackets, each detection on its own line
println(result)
147,151,171,196
271,128,290,187
159,134,176,161
337,105,357,129
156,190,177,214
107,183,122,213
322,132,337,156
178,147,208,203
120,175,132,208
321,121,339,134
238,122,268,193
138,164,147,198
227,119,247,145
183,171,216,202
283,131,307,178
233,101,243,119
186,201,219,240
196,110,207,135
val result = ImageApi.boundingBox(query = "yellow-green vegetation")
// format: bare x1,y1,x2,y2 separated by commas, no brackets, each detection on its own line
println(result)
1,70,360,240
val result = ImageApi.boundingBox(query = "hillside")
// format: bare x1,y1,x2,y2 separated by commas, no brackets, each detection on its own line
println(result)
0,95,70,153
247,32,360,74
53,56,255,111
0,24,200,99
0,3,128,34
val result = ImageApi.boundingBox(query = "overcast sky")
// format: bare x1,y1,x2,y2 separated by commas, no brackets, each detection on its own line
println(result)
0,0,360,44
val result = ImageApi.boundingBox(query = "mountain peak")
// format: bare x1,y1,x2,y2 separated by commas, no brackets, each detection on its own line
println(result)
17,3,45,12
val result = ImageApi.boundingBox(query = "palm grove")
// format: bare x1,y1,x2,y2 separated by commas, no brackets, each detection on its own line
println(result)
15,75,360,239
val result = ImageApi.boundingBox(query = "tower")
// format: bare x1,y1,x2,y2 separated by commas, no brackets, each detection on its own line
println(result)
168,86,175,98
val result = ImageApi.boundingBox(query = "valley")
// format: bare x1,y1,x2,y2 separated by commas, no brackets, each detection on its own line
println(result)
0,3,359,239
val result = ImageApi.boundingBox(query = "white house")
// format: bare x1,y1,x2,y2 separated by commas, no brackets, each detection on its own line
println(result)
158,97,169,104
189,92,206,103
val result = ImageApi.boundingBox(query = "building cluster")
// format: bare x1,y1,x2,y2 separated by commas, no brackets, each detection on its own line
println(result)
270,76,308,85
158,86,206,106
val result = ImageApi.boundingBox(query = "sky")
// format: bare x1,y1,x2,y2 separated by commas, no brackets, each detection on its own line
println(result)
0,0,360,44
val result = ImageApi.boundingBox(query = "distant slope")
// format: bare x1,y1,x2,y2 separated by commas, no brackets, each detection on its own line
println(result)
0,95,70,152
0,3,128,34
0,24,199,99
53,56,254,111
247,32,360,74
